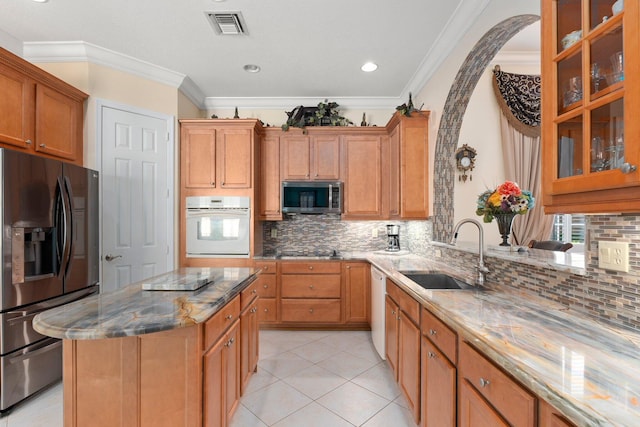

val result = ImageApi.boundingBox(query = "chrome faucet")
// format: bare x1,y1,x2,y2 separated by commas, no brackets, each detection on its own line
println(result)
450,218,489,286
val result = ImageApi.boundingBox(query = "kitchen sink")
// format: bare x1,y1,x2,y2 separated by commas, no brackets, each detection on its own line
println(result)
399,271,474,290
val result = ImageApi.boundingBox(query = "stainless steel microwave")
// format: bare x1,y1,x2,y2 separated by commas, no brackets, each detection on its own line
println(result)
281,181,343,214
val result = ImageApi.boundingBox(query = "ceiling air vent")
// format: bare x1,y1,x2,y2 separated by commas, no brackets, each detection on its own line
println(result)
206,12,248,35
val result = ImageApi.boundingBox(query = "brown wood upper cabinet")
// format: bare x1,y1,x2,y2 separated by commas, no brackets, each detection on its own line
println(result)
180,119,260,190
281,131,340,180
387,111,430,218
0,47,87,165
541,1,640,213
259,133,282,220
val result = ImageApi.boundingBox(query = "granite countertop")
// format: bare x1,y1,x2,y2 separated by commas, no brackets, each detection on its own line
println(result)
32,267,259,340
366,253,639,427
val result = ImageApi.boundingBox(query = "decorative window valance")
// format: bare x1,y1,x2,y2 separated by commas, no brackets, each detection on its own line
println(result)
492,66,541,138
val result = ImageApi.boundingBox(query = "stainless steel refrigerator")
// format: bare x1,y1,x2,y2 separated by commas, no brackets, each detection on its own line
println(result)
0,148,99,411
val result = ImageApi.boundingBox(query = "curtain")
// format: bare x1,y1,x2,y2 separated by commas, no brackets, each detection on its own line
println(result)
493,67,553,245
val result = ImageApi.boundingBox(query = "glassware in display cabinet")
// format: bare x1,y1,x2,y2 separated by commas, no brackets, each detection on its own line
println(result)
557,53,583,113
590,98,624,172
589,22,623,99
558,0,582,52
557,117,584,178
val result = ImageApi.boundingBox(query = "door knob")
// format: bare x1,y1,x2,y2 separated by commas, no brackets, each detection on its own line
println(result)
104,254,122,262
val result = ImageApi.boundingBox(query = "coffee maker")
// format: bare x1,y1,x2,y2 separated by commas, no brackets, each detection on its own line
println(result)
386,224,400,252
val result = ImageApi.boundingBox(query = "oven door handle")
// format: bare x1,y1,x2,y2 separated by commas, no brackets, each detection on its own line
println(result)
186,209,249,218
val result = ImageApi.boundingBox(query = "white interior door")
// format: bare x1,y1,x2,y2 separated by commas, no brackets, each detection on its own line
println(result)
99,102,174,292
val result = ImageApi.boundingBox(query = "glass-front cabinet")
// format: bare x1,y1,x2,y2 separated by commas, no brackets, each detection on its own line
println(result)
542,0,640,213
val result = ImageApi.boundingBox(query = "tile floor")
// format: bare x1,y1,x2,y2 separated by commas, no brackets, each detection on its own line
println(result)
0,330,418,427
232,330,418,427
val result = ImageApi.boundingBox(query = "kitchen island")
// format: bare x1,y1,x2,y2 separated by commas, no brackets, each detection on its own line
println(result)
33,267,259,427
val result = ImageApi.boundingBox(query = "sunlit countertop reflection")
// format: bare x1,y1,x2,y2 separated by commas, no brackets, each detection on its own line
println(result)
366,253,638,427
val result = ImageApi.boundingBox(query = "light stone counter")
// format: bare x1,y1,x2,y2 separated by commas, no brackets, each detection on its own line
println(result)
365,253,638,427
33,267,259,340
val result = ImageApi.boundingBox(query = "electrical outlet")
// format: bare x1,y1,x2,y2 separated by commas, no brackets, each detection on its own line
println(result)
435,249,442,258
270,228,277,238
598,241,629,272
372,227,378,238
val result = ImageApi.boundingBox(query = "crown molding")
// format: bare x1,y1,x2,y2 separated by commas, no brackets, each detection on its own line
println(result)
400,0,491,101
203,96,403,111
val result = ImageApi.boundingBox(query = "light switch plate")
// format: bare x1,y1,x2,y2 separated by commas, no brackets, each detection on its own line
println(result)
598,241,629,272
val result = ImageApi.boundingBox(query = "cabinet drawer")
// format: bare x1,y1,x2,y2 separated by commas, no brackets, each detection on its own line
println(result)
281,274,341,298
386,279,419,324
281,299,341,323
204,296,240,349
255,274,276,298
240,279,258,310
421,307,457,363
281,261,341,274
258,298,277,323
459,341,536,427
255,261,276,274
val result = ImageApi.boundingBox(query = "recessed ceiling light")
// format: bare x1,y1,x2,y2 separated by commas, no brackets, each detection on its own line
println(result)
361,62,378,72
32,0,49,3
243,64,261,73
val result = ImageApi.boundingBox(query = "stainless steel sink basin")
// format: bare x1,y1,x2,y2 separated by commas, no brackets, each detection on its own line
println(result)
399,271,473,290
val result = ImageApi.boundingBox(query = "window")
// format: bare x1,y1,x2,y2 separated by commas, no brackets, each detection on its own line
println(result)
552,214,585,251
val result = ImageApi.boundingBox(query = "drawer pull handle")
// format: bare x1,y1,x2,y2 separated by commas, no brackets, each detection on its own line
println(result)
479,378,490,388
225,314,233,320
428,352,436,359
429,329,437,336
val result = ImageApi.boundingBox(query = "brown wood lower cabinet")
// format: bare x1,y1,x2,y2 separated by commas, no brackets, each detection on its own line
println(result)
458,340,536,427
385,279,420,424
343,261,371,326
539,400,577,427
62,291,258,427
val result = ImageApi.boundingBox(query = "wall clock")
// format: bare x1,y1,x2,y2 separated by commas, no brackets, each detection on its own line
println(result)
455,144,477,182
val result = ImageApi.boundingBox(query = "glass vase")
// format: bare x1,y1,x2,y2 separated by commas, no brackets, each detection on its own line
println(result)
495,213,516,246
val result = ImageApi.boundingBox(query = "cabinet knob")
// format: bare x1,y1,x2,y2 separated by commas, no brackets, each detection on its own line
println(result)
211,182,215,186
308,266,313,270
263,284,269,289
252,289,257,294
25,139,32,145
429,329,437,336
391,310,396,315
225,314,233,320
39,143,46,148
222,182,225,186
346,266,350,269
264,308,269,312
309,285,314,289
309,308,314,313
428,352,436,359
620,163,637,174
479,378,490,388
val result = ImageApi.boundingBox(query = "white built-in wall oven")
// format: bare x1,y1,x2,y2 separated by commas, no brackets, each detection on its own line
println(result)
185,196,250,258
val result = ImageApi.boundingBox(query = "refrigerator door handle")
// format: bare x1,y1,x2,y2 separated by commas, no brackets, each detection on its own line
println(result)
57,176,72,278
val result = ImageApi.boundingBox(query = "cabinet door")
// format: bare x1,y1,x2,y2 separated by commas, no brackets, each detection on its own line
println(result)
0,63,34,149
459,378,509,427
344,262,370,324
225,321,240,420
398,312,421,424
217,128,252,188
421,337,456,427
385,295,399,377
203,333,226,427
342,134,385,219
400,117,429,218
388,125,400,217
312,135,341,179
260,134,282,219
281,134,311,180
34,84,82,162
240,298,259,394
539,400,577,427
182,125,216,188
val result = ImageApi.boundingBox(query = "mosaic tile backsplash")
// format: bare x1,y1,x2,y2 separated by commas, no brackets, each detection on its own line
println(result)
262,214,639,332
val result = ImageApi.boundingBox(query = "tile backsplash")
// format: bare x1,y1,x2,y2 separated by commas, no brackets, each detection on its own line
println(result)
262,214,640,332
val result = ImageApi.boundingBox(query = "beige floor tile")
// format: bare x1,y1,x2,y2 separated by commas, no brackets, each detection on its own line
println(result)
316,382,390,426
361,401,419,427
317,351,379,379
351,361,401,401
229,404,268,427
259,351,315,379
272,402,354,427
282,365,348,400
241,381,312,425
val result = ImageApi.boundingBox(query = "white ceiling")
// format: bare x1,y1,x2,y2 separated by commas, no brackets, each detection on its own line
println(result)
0,0,539,108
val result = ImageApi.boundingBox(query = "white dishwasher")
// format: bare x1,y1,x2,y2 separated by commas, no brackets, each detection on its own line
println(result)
370,266,386,359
